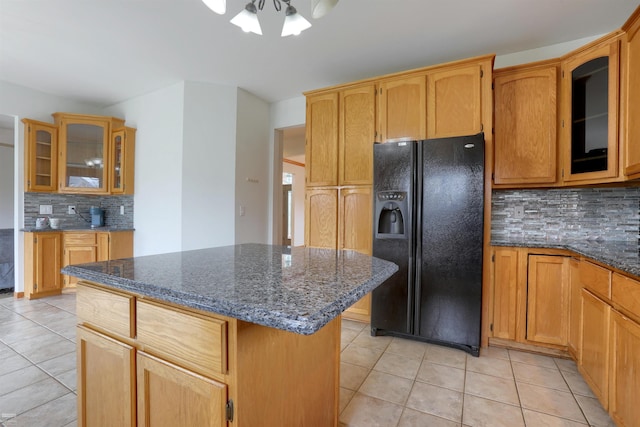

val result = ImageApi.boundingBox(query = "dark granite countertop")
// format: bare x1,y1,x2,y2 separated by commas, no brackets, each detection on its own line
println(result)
61,243,398,335
491,238,640,277
22,227,134,232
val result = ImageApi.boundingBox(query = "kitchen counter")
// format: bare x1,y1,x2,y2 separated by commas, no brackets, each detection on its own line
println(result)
62,243,398,335
492,238,640,277
22,226,135,232
71,244,398,425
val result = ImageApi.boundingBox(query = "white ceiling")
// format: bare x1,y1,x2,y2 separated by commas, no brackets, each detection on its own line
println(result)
1,0,638,107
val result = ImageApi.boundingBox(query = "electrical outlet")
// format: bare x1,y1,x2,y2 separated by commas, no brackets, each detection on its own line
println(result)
39,204,53,215
68,205,76,215
239,205,246,217
120,205,125,215
514,206,525,219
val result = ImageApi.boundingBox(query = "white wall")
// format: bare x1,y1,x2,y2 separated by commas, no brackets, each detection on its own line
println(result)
105,82,185,256
182,82,237,250
494,34,603,68
282,161,305,247
235,89,270,244
0,81,101,293
0,127,14,229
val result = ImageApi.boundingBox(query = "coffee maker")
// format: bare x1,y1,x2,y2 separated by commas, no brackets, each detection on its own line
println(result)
90,206,105,228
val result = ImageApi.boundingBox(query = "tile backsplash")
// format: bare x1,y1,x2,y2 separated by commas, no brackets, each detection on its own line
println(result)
24,193,134,229
491,187,640,242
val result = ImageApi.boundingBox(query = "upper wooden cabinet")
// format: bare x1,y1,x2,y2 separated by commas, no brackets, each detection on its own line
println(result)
305,93,339,187
561,37,621,184
493,63,559,186
427,63,483,139
377,75,427,142
22,119,58,192
339,85,375,186
623,8,640,178
110,127,136,194
23,112,134,195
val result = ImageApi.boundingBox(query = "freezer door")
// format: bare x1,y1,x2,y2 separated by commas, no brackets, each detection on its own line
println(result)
371,141,416,335
416,133,484,354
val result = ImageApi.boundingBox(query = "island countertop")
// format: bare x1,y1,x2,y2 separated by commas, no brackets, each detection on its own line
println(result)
61,243,398,335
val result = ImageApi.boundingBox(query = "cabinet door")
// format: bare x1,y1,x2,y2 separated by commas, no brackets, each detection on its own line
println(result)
492,248,519,340
306,92,339,187
526,255,570,346
609,309,640,427
56,115,110,193
427,64,482,139
579,289,610,409
77,325,135,427
23,120,58,192
494,66,558,185
562,40,620,183
64,246,97,287
35,233,62,295
568,259,582,359
339,85,375,185
110,127,135,194
137,351,227,427
305,188,338,249
624,10,640,177
378,75,427,142
339,187,373,322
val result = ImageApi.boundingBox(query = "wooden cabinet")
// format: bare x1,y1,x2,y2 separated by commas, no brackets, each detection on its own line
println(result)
490,248,570,350
22,119,58,192
136,351,226,427
491,247,520,340
23,112,134,194
623,8,640,178
527,255,570,346
609,309,640,427
377,75,426,142
77,325,136,427
76,282,341,427
63,233,97,288
97,231,134,262
55,113,117,194
23,232,61,299
305,93,339,187
339,84,375,185
568,258,582,359
305,188,338,249
579,289,610,409
427,63,483,139
493,63,559,185
561,37,621,183
110,127,136,194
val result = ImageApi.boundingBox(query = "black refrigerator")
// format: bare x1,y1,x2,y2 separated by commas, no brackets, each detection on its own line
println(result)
371,133,485,356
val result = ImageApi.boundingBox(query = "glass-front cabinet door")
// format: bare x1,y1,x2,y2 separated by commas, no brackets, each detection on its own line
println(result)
109,127,136,195
23,119,58,192
54,114,110,193
562,40,620,182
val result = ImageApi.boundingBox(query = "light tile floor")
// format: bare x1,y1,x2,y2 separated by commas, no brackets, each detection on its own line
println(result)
0,292,616,427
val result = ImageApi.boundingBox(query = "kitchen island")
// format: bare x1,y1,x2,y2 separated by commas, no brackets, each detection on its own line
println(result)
62,244,398,427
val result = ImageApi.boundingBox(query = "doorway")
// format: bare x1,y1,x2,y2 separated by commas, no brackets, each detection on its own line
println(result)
0,115,16,293
282,183,292,246
279,125,306,247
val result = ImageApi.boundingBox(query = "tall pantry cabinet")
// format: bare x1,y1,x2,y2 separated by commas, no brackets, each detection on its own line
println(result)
304,55,494,322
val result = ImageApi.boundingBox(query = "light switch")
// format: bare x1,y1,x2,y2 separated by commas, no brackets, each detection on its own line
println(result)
239,206,246,217
39,204,53,215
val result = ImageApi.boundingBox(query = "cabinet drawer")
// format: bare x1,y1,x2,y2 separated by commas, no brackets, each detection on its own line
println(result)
77,282,135,339
136,301,228,380
64,232,96,246
611,273,640,317
579,261,611,299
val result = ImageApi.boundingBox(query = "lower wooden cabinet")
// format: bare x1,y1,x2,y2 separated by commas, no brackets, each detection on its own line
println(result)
526,255,570,346
137,351,226,427
24,232,61,299
23,230,133,298
490,248,570,349
568,258,582,358
579,289,611,410
609,309,640,427
77,325,135,427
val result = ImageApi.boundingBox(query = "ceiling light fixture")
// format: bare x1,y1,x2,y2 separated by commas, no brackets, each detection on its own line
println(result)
202,0,332,37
